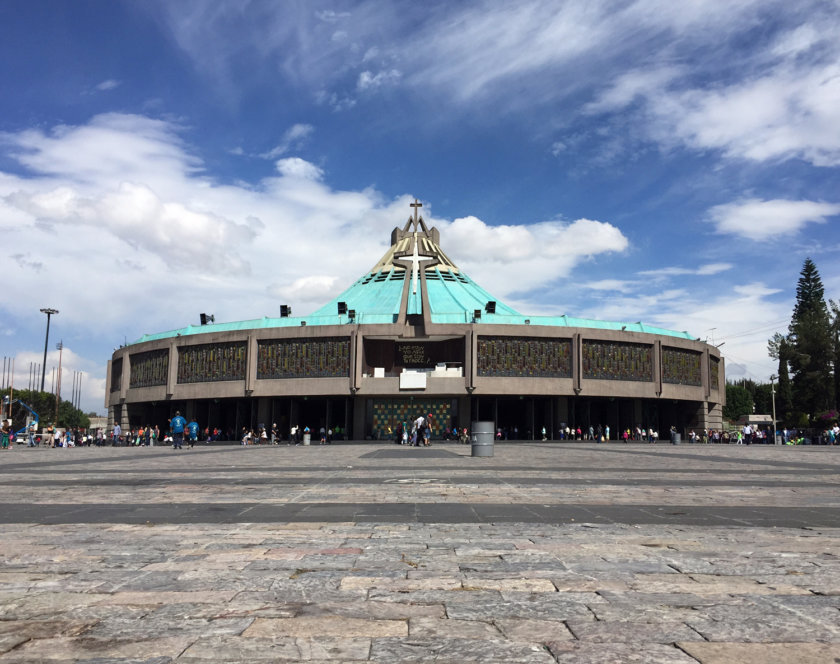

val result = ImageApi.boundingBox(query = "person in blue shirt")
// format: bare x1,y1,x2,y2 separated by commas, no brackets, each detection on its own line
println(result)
187,419,199,448
169,411,187,450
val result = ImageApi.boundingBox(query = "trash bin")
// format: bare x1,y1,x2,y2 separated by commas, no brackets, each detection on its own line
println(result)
471,421,494,457
670,431,681,445
303,433,311,446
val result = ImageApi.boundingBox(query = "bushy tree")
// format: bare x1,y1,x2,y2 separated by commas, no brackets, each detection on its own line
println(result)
787,259,833,419
2,389,90,431
723,383,753,422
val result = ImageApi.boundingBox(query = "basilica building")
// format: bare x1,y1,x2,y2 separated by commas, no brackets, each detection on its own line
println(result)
107,203,724,440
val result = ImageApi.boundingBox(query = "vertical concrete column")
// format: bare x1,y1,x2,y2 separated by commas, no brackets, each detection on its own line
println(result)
166,341,178,398
465,330,475,392
350,329,360,392
556,396,568,436
245,334,257,395
352,397,366,440
654,339,662,396
686,400,710,431
120,353,130,403
257,397,270,429
459,395,472,430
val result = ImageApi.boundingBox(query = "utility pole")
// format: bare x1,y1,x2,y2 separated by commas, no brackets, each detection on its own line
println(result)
39,308,58,392
54,342,63,426
770,375,778,445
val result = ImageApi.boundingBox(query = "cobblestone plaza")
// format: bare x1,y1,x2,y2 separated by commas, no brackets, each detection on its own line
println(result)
1,442,838,662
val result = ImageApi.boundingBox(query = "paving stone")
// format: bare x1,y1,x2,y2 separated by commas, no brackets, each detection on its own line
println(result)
179,635,373,661
546,641,699,663
566,619,701,643
494,618,575,642
677,642,840,663
3,636,196,661
445,593,595,621
369,636,556,662
687,617,840,642
407,617,502,639
243,616,407,638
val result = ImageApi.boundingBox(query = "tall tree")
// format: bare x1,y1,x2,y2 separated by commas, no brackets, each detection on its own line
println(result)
830,300,840,412
787,258,833,419
768,332,794,423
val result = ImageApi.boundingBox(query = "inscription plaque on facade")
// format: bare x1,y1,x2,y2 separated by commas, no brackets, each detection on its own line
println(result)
396,343,431,368
663,347,702,386
178,341,247,384
477,336,572,377
257,338,349,379
582,340,653,382
129,349,169,389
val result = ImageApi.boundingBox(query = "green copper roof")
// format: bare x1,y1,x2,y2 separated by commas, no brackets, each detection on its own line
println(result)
130,207,696,345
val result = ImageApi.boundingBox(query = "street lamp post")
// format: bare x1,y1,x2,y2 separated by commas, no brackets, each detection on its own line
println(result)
770,375,778,445
39,308,58,392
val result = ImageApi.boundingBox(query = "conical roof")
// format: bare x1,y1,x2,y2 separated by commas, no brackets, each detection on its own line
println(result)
310,202,520,323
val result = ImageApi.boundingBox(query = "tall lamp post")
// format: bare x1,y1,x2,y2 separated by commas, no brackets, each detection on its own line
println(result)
770,375,778,445
39,308,58,392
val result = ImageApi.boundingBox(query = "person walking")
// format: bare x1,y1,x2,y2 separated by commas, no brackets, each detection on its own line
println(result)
170,411,187,450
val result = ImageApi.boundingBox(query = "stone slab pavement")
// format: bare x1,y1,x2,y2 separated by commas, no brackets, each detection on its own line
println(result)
0,442,838,662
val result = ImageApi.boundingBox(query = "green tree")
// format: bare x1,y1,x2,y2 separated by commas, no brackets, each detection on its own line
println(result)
830,299,840,412
787,258,833,420
723,383,753,421
3,389,90,431
768,332,794,425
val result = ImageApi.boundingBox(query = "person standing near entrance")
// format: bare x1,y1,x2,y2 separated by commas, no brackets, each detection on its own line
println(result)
187,418,199,448
413,414,425,447
170,411,186,450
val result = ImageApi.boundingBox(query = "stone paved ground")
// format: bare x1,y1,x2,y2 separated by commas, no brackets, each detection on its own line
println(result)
1,442,839,662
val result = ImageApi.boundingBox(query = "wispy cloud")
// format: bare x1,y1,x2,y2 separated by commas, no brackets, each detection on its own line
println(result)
259,123,315,159
709,199,840,241
638,263,733,277
95,79,121,92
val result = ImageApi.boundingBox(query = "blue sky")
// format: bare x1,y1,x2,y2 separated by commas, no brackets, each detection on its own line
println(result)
2,0,839,414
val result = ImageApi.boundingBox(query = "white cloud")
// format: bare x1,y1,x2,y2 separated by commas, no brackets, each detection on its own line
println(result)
357,69,401,92
260,123,315,159
439,215,628,297
638,263,733,277
709,199,840,241
274,157,323,180
95,79,121,91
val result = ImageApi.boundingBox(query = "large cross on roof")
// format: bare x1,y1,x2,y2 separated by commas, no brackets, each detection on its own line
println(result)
410,198,422,225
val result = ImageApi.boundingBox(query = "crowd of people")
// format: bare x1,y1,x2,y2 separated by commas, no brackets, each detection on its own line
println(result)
7,417,838,449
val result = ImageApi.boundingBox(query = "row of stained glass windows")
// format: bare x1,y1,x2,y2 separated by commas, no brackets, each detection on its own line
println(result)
477,336,572,377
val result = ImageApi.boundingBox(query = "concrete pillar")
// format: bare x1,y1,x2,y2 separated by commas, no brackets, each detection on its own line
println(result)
352,397,366,440
257,397,270,429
